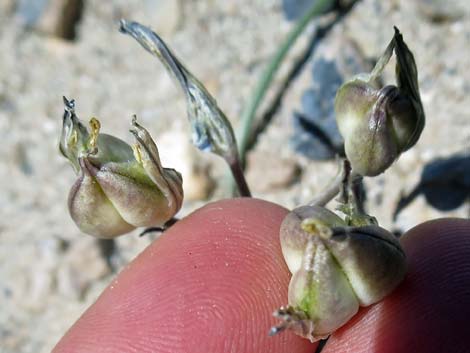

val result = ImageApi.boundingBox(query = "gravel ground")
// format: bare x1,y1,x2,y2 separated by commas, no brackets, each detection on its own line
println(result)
0,1,468,352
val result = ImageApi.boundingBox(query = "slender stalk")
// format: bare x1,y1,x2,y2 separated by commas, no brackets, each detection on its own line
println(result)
309,159,359,207
350,174,365,214
309,161,346,207
339,159,352,204
139,217,180,237
236,0,336,165
228,156,252,197
97,239,118,272
309,176,342,207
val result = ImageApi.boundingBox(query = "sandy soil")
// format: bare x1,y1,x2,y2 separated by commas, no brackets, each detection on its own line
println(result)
0,1,468,352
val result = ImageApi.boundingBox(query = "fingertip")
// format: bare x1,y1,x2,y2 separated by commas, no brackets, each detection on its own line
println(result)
53,198,315,353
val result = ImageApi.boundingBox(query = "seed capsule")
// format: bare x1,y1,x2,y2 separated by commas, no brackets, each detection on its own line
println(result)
334,27,425,176
60,97,183,238
273,205,406,341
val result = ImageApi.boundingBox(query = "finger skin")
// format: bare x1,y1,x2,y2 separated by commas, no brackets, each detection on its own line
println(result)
53,198,315,353
324,218,470,353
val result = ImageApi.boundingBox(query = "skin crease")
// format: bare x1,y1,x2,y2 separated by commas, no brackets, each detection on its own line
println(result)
53,199,470,353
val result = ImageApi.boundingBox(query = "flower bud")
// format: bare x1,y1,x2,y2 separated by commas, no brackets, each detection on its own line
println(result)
273,205,406,341
334,27,425,176
60,98,183,238
119,20,252,197
119,20,238,163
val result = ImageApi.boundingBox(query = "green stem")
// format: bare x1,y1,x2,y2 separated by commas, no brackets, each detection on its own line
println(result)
236,0,336,165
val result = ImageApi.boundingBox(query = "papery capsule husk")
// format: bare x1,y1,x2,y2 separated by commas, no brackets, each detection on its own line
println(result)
68,157,135,238
325,224,406,306
280,205,346,274
279,206,407,338
334,27,425,176
67,129,183,238
287,237,359,336
61,99,183,238
73,156,178,228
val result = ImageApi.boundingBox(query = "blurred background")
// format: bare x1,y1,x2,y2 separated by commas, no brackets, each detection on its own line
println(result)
0,0,468,352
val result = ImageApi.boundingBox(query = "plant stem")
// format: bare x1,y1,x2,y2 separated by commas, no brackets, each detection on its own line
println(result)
139,217,180,237
228,156,252,197
309,159,360,207
236,0,336,166
309,162,345,207
97,238,118,272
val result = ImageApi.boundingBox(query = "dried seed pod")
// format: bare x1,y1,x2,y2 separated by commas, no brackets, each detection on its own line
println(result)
272,205,406,341
334,27,425,176
60,97,183,238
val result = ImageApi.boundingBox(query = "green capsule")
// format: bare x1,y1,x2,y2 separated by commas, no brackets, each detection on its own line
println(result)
272,205,406,342
60,98,183,238
334,27,425,176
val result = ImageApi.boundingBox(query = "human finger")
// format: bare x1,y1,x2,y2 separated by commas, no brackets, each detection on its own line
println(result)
53,198,316,353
